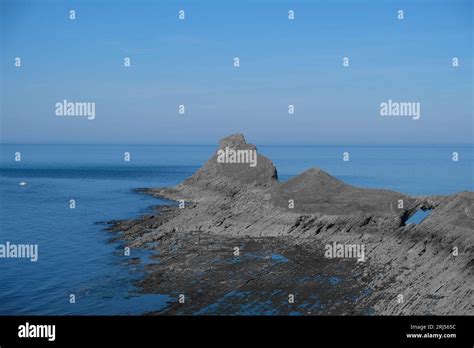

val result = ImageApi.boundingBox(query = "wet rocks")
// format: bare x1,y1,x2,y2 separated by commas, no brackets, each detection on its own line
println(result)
109,134,473,315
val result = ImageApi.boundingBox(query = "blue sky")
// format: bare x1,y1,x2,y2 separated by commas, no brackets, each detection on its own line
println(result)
1,0,472,145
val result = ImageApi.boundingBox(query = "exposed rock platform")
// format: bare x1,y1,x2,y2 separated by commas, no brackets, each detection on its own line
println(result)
108,134,473,315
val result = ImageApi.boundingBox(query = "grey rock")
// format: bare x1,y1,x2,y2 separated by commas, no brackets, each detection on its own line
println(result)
112,134,473,315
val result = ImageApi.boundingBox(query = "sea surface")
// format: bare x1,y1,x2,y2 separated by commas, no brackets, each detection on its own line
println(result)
0,144,472,315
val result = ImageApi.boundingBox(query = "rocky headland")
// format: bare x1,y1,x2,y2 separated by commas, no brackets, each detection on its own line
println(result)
108,134,473,315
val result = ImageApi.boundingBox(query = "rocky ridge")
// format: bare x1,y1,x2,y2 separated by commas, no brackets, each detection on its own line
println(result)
110,134,473,315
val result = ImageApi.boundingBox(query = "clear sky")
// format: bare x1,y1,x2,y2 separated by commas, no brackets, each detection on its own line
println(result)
1,0,472,145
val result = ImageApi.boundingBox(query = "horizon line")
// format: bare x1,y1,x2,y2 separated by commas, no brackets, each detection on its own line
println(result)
1,143,473,147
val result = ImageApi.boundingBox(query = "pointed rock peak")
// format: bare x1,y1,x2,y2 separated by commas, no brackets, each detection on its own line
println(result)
181,134,278,190
284,167,343,187
219,133,255,150
301,167,326,176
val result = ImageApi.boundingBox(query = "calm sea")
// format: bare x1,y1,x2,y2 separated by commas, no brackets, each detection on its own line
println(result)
0,144,472,315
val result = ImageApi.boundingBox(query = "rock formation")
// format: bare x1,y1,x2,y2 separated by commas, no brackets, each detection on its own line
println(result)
110,134,473,315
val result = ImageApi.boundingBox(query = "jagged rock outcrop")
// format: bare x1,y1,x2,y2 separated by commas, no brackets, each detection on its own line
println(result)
156,134,278,202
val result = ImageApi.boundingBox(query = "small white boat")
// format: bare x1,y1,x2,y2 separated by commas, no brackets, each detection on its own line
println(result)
19,181,27,186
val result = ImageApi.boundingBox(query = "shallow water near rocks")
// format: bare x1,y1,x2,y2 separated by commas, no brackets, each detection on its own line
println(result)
137,232,375,315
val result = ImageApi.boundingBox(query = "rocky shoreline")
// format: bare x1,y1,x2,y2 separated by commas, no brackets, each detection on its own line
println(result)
107,134,473,315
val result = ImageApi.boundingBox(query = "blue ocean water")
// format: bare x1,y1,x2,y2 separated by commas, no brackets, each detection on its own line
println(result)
0,144,472,315
259,145,473,195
